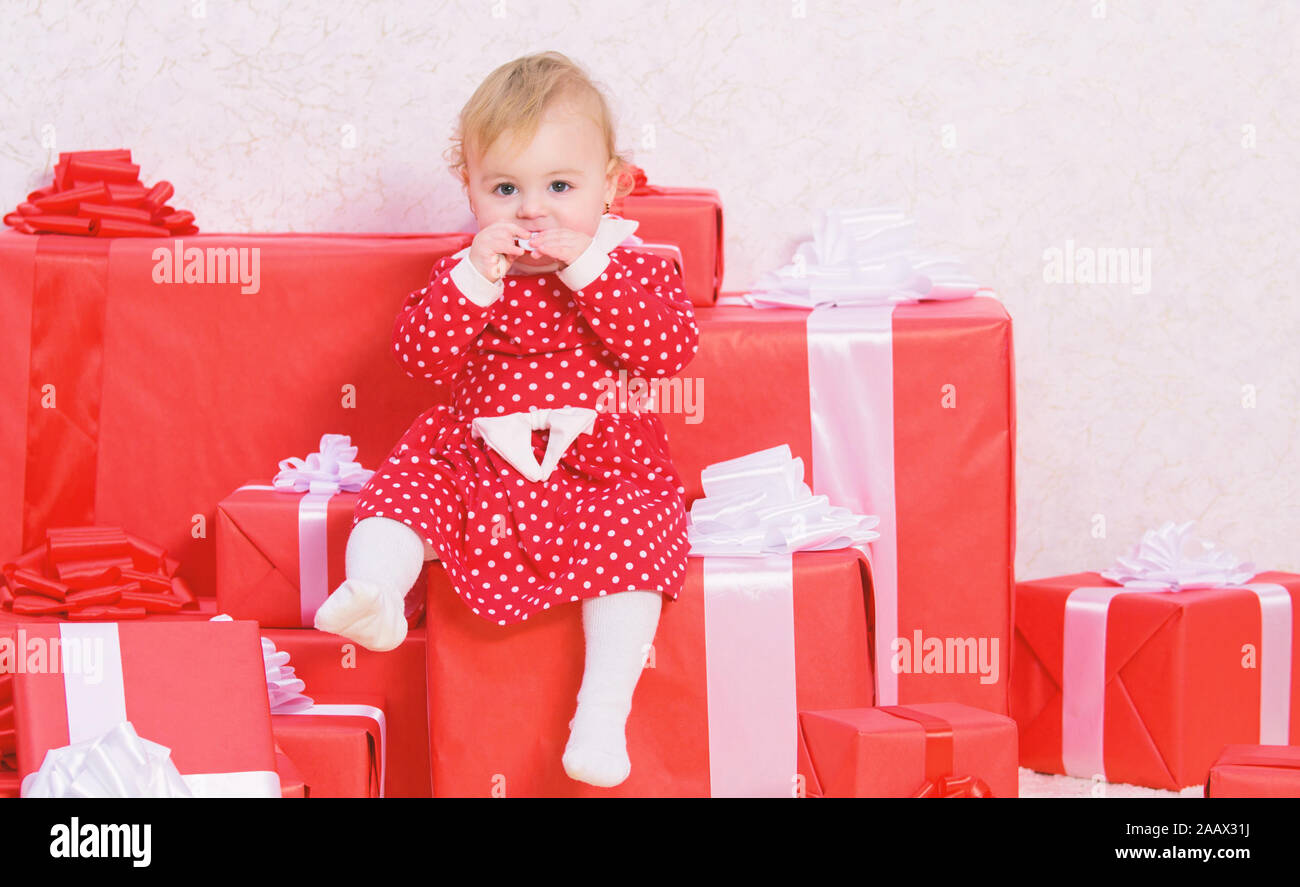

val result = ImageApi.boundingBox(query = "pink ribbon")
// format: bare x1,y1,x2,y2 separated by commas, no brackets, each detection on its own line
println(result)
807,303,900,704
701,554,799,797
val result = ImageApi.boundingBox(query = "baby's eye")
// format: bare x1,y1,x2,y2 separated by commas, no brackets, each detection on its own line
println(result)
493,183,516,196
549,181,571,193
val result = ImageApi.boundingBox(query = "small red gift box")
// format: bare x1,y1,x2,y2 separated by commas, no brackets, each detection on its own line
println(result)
798,703,1019,797
1012,571,1300,790
216,484,426,629
272,694,386,798
1206,745,1300,798
261,626,430,797
611,165,722,306
427,548,873,797
10,619,279,796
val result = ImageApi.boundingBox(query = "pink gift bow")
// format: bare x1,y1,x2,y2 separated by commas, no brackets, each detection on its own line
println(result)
22,720,193,798
687,444,881,557
214,614,389,797
470,406,599,483
1061,521,1292,782
744,208,990,309
272,433,374,495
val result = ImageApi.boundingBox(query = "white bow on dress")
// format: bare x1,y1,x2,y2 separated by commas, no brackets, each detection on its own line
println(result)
471,406,600,482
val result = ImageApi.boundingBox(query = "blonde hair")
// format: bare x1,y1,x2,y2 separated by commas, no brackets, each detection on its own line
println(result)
444,51,635,199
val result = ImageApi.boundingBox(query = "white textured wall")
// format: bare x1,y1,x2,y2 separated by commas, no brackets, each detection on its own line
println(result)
4,0,1297,576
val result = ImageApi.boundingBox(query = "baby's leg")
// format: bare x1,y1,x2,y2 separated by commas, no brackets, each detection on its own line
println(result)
562,589,662,788
313,516,425,652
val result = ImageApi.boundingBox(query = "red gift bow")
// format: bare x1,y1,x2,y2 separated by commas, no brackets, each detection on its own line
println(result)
3,149,199,237
877,705,996,798
0,525,197,620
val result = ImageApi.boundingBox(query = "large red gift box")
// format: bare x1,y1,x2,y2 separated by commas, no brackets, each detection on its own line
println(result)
1206,745,1300,798
798,703,1019,797
0,232,469,600
272,694,385,797
611,167,723,306
10,619,279,796
216,484,427,629
661,297,1015,712
261,626,430,797
426,548,873,797
1011,571,1300,790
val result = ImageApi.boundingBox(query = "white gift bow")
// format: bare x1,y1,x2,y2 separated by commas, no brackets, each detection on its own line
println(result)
743,208,987,309
687,444,881,556
1098,519,1257,589
471,407,599,483
22,721,194,798
272,433,375,495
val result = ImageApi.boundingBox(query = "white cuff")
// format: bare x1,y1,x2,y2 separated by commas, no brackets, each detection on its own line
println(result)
450,255,503,307
557,245,613,292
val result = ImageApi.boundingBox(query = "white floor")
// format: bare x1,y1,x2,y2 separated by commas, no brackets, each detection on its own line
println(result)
1018,768,1205,798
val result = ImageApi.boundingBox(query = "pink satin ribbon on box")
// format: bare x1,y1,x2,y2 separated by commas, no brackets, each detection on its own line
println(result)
1060,522,1293,780
20,623,280,797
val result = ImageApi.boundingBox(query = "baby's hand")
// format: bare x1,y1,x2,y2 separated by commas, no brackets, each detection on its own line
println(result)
470,221,533,282
527,228,593,267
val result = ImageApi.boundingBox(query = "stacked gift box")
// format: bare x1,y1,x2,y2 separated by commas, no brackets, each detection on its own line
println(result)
41,150,1300,798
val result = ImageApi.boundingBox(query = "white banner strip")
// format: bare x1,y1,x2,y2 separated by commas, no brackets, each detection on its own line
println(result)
182,770,283,798
702,555,799,797
806,304,899,704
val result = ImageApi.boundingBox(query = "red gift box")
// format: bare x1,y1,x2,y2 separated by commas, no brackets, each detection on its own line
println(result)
427,548,873,797
275,744,307,798
610,167,723,306
260,626,429,797
1012,571,1300,790
799,703,1019,797
216,484,427,629
272,694,386,797
1206,745,1300,798
0,232,470,600
10,619,279,796
660,296,1015,712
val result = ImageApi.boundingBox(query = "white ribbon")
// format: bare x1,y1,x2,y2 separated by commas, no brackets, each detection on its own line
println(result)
743,208,988,309
1061,522,1293,781
471,406,598,483
272,433,374,495
21,623,281,798
702,555,799,797
686,445,880,556
22,721,194,798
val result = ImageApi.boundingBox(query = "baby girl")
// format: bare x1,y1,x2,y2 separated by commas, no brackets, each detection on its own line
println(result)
314,51,700,788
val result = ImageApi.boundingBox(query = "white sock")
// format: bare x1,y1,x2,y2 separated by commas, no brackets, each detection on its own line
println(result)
562,589,661,788
313,516,425,651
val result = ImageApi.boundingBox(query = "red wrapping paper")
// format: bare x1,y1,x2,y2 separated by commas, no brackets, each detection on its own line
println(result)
1206,745,1300,798
659,297,1015,712
260,627,430,797
610,165,722,306
216,485,426,629
271,693,385,798
9,619,278,790
0,232,470,598
798,703,1019,797
1011,571,1300,790
275,744,308,798
426,548,873,797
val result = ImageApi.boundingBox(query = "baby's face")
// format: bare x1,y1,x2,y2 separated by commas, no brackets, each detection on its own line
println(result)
467,102,617,270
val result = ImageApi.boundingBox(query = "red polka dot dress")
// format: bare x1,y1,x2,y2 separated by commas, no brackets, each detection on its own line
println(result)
353,217,701,626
